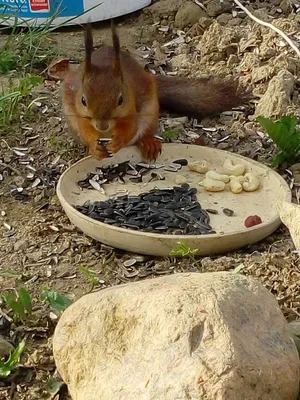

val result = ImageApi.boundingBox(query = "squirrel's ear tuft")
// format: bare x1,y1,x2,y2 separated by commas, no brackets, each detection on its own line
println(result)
111,19,122,79
84,22,93,72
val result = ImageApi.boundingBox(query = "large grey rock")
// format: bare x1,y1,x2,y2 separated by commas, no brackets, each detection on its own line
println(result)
53,272,300,400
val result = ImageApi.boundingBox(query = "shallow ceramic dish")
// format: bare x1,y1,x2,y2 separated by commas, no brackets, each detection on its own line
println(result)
56,144,291,256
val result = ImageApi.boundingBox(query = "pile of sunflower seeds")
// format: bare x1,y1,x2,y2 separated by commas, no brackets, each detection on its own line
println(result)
75,184,215,235
77,159,188,190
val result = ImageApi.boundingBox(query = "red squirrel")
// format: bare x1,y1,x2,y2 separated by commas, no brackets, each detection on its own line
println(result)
48,21,250,161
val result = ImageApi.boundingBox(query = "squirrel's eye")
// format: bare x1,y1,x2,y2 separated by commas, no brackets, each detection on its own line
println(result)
81,96,87,107
117,94,123,107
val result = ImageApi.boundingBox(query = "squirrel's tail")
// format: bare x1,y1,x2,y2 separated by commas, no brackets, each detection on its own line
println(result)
155,75,251,118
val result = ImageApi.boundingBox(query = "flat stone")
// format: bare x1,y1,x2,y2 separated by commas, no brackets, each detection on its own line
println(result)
14,239,29,252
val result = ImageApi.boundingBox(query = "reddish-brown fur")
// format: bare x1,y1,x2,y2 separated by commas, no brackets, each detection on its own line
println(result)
54,22,250,161
155,75,250,118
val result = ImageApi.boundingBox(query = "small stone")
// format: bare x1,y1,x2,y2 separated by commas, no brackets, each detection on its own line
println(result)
3,156,12,164
260,48,276,61
0,336,14,359
279,0,292,13
217,142,230,150
175,175,188,185
252,9,272,23
0,316,10,331
14,239,29,252
216,13,232,25
252,65,274,84
27,250,43,262
244,122,256,136
206,0,232,17
227,54,239,67
254,70,295,118
12,176,26,187
49,116,60,127
174,43,190,56
34,193,44,203
290,164,300,173
175,2,207,29
227,17,243,27
198,16,213,30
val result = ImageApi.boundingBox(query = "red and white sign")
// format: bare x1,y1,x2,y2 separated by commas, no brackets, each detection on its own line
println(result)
29,0,50,12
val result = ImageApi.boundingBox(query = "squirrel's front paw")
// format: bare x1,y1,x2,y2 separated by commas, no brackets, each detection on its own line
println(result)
137,136,162,161
88,141,110,160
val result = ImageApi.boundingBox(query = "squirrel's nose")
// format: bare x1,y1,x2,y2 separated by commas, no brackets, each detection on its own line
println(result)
96,120,111,132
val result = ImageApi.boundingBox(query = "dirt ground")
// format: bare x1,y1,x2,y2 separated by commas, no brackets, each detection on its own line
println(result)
1,0,300,398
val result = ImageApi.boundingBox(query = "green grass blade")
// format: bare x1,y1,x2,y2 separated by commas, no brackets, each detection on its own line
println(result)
0,339,26,378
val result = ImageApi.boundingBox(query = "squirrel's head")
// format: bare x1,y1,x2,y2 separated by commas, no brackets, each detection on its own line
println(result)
77,21,131,136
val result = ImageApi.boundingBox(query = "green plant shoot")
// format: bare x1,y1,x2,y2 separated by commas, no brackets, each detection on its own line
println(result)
163,129,180,142
257,115,300,167
0,339,26,378
169,241,199,258
3,288,32,321
79,265,101,291
40,289,72,313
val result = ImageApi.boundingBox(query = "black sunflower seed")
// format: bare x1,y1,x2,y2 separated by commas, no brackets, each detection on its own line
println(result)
223,208,234,217
74,185,216,235
173,159,188,166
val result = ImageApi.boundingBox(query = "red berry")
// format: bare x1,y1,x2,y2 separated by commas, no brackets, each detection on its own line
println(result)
244,215,262,228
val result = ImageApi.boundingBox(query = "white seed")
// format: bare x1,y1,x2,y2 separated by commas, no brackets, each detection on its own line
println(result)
199,178,225,192
206,170,230,183
243,173,260,192
3,222,11,230
188,160,209,174
123,259,137,267
31,177,41,188
223,158,245,176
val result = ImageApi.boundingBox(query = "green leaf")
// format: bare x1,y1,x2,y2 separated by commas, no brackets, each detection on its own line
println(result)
272,151,288,168
46,377,65,395
18,288,32,314
40,290,72,313
257,115,300,166
3,293,25,320
280,115,297,135
163,129,180,142
0,339,26,378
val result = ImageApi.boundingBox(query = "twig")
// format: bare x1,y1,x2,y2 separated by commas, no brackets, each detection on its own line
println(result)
194,0,206,11
233,0,300,58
